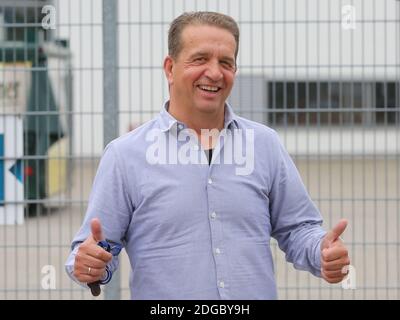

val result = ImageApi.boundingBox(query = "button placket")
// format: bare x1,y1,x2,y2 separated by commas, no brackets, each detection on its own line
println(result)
207,171,229,298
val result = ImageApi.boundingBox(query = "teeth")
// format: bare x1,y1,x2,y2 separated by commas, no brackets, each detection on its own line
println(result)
199,85,219,92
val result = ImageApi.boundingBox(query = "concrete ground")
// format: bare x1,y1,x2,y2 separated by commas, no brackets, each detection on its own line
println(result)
0,157,399,299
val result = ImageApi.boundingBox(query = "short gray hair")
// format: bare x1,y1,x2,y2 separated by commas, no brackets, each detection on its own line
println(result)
168,11,240,60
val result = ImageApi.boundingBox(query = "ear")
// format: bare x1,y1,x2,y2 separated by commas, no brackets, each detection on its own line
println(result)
163,55,174,85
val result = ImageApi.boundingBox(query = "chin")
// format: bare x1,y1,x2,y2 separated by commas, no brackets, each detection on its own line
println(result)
195,103,223,114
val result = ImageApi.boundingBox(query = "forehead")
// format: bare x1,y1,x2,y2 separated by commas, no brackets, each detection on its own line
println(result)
179,24,236,57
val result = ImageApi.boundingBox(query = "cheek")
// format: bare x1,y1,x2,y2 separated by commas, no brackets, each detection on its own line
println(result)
224,72,235,88
182,67,206,82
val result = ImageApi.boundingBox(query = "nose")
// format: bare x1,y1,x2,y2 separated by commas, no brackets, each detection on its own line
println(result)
204,61,223,82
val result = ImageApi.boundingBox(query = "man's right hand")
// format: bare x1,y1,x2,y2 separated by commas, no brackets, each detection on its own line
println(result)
73,218,112,283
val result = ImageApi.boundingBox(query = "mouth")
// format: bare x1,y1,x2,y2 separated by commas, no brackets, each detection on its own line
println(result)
197,85,222,93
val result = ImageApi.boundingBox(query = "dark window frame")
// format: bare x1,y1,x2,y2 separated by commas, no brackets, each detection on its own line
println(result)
267,81,400,126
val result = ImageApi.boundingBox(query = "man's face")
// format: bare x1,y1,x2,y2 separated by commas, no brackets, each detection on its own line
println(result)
165,24,237,115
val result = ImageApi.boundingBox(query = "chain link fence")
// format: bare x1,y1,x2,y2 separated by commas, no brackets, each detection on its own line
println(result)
0,0,399,299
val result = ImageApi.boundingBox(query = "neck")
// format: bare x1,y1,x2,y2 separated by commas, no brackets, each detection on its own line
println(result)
168,100,225,135
168,99,225,150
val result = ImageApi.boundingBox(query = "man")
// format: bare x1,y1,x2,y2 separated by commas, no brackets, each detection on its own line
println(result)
66,11,350,299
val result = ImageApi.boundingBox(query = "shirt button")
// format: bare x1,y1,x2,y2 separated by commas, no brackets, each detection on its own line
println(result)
210,212,217,219
178,124,184,130
208,178,213,184
219,281,225,288
215,248,221,255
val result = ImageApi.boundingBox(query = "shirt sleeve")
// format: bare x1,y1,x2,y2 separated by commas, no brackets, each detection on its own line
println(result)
65,142,134,287
268,132,327,277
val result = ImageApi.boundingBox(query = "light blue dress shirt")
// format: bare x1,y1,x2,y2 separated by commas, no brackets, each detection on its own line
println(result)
65,101,326,299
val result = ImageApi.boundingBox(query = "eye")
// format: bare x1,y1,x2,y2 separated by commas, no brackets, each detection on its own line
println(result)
221,60,235,70
193,57,206,63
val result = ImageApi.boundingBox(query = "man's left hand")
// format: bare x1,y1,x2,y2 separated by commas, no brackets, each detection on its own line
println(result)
320,219,351,284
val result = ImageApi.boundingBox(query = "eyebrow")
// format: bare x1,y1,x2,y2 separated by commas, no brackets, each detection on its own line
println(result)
189,51,235,64
188,51,209,59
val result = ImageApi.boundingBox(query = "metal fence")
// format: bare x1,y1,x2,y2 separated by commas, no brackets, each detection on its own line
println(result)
0,0,399,299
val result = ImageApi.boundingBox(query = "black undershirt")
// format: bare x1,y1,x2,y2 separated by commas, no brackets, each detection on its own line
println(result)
205,148,213,165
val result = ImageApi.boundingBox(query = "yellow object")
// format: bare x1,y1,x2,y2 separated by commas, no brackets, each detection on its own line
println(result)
46,137,68,197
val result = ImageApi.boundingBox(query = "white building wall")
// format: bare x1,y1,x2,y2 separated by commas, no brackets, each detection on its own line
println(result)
57,0,399,156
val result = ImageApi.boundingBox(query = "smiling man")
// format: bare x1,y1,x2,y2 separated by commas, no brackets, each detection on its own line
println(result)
164,22,237,133
66,12,350,299
164,15,239,152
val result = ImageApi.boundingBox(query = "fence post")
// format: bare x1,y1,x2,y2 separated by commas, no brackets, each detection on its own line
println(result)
103,0,120,300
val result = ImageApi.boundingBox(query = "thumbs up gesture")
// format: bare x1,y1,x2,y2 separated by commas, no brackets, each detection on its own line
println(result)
73,218,112,283
320,219,351,284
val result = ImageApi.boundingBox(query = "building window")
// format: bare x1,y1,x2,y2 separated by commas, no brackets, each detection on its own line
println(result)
267,81,399,126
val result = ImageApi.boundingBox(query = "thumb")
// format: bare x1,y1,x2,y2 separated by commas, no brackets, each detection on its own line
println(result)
323,219,348,248
90,218,104,242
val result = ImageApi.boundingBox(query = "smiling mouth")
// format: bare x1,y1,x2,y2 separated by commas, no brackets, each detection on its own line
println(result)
197,85,221,93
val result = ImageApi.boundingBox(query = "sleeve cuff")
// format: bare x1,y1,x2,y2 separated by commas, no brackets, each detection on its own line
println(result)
312,233,327,277
99,266,113,285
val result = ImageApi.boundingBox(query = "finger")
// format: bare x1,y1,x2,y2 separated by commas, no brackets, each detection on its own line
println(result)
330,237,345,247
321,256,350,271
321,269,345,284
75,273,103,284
323,269,346,278
324,219,348,245
91,218,104,242
86,245,112,263
75,252,108,269
73,265,106,282
78,240,112,263
74,264,106,279
322,246,348,262
83,265,106,278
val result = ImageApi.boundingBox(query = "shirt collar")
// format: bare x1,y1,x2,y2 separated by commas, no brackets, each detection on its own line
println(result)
158,101,180,132
158,100,239,133
224,102,239,130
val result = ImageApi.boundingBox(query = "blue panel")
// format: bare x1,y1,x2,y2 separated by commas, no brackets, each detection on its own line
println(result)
9,159,23,183
0,134,4,205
